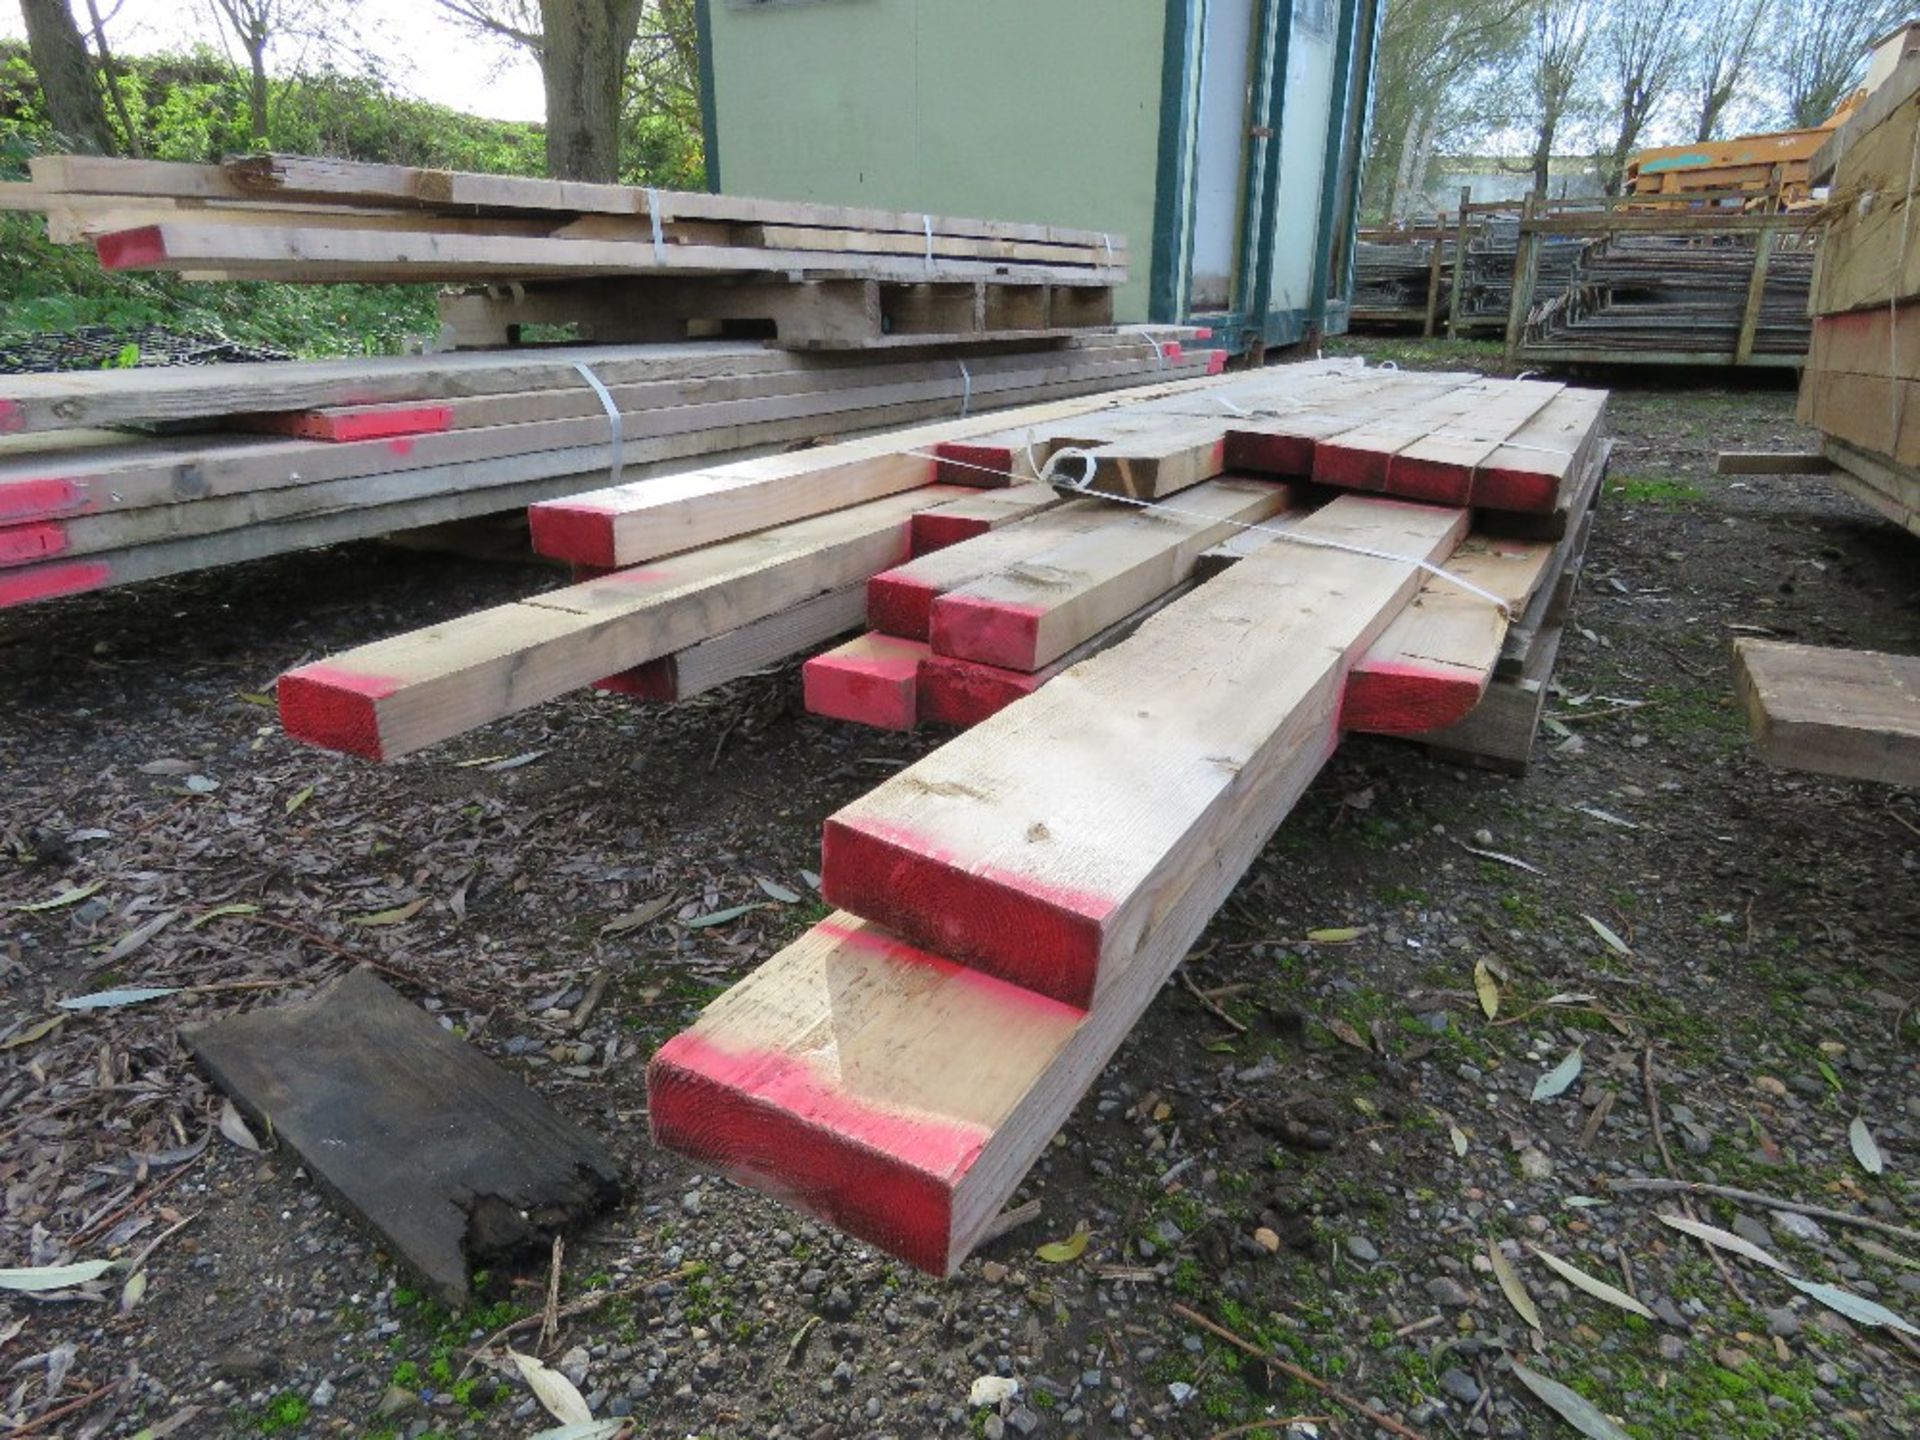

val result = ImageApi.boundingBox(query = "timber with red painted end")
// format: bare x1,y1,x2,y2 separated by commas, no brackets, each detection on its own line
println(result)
647,912,1086,1275
278,664,404,761
916,654,1047,728
803,633,929,731
93,225,170,271
529,500,624,570
0,478,91,526
1342,658,1489,734
0,521,67,567
0,558,112,609
908,483,1062,556
235,404,456,444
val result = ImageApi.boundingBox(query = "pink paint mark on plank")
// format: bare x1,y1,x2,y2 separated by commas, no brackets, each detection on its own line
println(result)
93,225,169,270
1163,342,1185,363
933,443,1015,488
650,1031,984,1274
0,559,110,609
1223,428,1312,476
0,400,23,436
1342,657,1487,735
527,499,621,567
276,663,402,761
803,637,927,731
1205,349,1228,375
820,816,1114,1009
1313,440,1393,492
0,522,68,567
916,653,1045,728
1193,327,1214,340
238,405,454,444
1471,465,1561,514
1384,456,1473,507
384,437,416,457
910,511,993,556
593,657,677,702
866,570,941,640
810,916,1090,1022
927,593,1045,671
0,478,90,525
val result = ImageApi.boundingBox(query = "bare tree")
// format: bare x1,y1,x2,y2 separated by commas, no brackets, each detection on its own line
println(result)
17,0,116,152
433,0,648,181
207,0,282,144
81,0,142,157
1686,0,1770,142
1769,0,1903,128
1526,0,1595,199
1597,0,1690,193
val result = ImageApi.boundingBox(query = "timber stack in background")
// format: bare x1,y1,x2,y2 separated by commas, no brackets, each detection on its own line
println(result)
1799,42,1920,538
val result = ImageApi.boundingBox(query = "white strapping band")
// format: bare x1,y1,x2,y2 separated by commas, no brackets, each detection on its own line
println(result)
646,188,666,265
957,359,973,418
924,215,935,268
574,361,625,486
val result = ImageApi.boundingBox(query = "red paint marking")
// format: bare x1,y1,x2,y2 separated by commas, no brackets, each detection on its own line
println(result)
0,559,110,608
593,657,677,701
1383,456,1473,507
1193,327,1214,340
0,522,67,567
1342,658,1487,735
276,663,402,761
819,816,1114,1008
1471,465,1560,514
1313,441,1392,492
527,500,621,567
592,566,673,585
910,511,992,556
650,1032,981,1274
238,405,454,444
0,478,89,524
384,437,416,457
933,442,1015,488
0,400,23,435
810,917,1090,1022
866,570,941,639
1163,342,1184,363
803,637,927,731
927,593,1045,670
1223,428,1312,476
917,653,1044,728
1205,349,1228,375
93,225,169,270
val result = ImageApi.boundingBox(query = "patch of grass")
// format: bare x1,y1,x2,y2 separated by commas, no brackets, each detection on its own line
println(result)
256,1392,309,1434
1610,473,1703,507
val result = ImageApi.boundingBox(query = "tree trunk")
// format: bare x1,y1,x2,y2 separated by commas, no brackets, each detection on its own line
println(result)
18,0,116,154
1386,105,1424,224
83,0,142,157
539,0,645,182
247,42,269,145
1405,111,1439,220
1530,112,1557,199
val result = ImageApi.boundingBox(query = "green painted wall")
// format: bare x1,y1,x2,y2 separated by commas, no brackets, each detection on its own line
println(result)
705,0,1168,322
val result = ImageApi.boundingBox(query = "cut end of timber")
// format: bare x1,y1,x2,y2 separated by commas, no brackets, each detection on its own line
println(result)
0,478,90,526
803,635,927,731
649,1029,974,1275
819,817,1111,1008
0,559,111,609
917,654,1042,728
0,522,67,567
243,404,456,444
1312,440,1391,493
593,657,677,703
927,593,1045,671
866,569,941,640
1342,658,1488,735
527,499,621,568
277,664,402,761
94,225,170,271
1383,457,1473,507
1473,466,1561,514
0,400,22,436
910,511,994,555
1223,428,1312,477
933,443,1016,488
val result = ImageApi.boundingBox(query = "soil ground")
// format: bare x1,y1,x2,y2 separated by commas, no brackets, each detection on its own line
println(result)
1,337,1916,1440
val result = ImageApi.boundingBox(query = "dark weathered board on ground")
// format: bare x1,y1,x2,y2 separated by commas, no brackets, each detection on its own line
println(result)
183,967,622,1304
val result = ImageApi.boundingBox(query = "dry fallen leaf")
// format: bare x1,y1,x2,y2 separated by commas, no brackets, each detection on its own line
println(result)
1035,1230,1089,1264
1529,1246,1653,1320
1490,1238,1542,1331
1509,1358,1633,1440
1305,926,1368,943
1474,959,1501,1019
1582,914,1632,957
509,1349,593,1425
1532,1046,1584,1102
349,897,428,927
1849,1116,1885,1176
1657,1214,1790,1273
218,1099,262,1153
1325,1017,1371,1051
8,880,106,913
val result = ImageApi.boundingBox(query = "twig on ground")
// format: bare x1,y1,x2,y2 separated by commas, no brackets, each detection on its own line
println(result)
1579,1089,1616,1149
1179,969,1247,1034
1207,1412,1331,1438
1171,1304,1430,1440
1393,1314,1443,1339
460,1263,700,1379
1645,1045,1751,1304
66,1153,204,1248
1607,1179,1920,1247
974,1199,1043,1247
6,1377,128,1437
539,1234,564,1351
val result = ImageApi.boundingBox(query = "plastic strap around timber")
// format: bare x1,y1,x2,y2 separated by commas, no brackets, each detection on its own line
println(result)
646,188,666,264
573,361,624,487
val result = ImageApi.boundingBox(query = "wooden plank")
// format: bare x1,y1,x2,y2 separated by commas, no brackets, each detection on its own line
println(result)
1812,51,1920,181
276,486,971,760
1824,438,1920,537
594,584,868,702
1733,639,1920,786
91,221,1126,288
1313,379,1559,498
233,403,456,444
1805,303,1920,380
1801,368,1920,468
1734,224,1780,366
927,479,1294,671
1470,388,1610,514
909,483,1063,554
1716,450,1834,475
184,968,620,1304
1222,370,1482,477
1812,192,1920,314
802,633,930,731
819,496,1469,1009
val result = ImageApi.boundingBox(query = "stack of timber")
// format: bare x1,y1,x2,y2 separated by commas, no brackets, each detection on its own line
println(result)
274,360,1607,1269
1350,229,1450,327
1452,216,1584,333
2,155,1128,350
0,331,1212,610
1800,49,1920,536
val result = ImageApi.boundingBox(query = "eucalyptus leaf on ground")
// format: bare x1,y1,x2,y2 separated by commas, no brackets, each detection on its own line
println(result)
509,1349,593,1425
1450,1124,1469,1158
1532,1046,1584,1102
1305,926,1367,943
1657,1214,1791,1273
756,878,802,904
1473,959,1500,1019
218,1099,262,1153
284,784,315,815
600,895,676,936
10,880,106,913
684,903,762,929
187,902,261,929
1849,1116,1885,1176
1530,1246,1654,1319
93,909,180,968
1785,1278,1920,1335
1489,1238,1542,1331
120,1269,149,1313
0,1260,115,1292
58,986,180,1011
1509,1359,1633,1440
349,897,428,926
1582,913,1632,956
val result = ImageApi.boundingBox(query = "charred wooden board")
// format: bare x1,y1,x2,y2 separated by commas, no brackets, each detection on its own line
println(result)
183,967,622,1304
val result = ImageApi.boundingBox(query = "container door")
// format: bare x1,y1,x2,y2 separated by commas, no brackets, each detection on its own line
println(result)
1264,0,1339,315
1190,0,1259,313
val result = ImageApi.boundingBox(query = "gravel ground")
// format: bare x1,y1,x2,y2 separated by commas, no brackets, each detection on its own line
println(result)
2,340,1916,1440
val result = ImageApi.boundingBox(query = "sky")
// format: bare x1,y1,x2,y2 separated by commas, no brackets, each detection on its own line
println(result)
0,0,550,123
